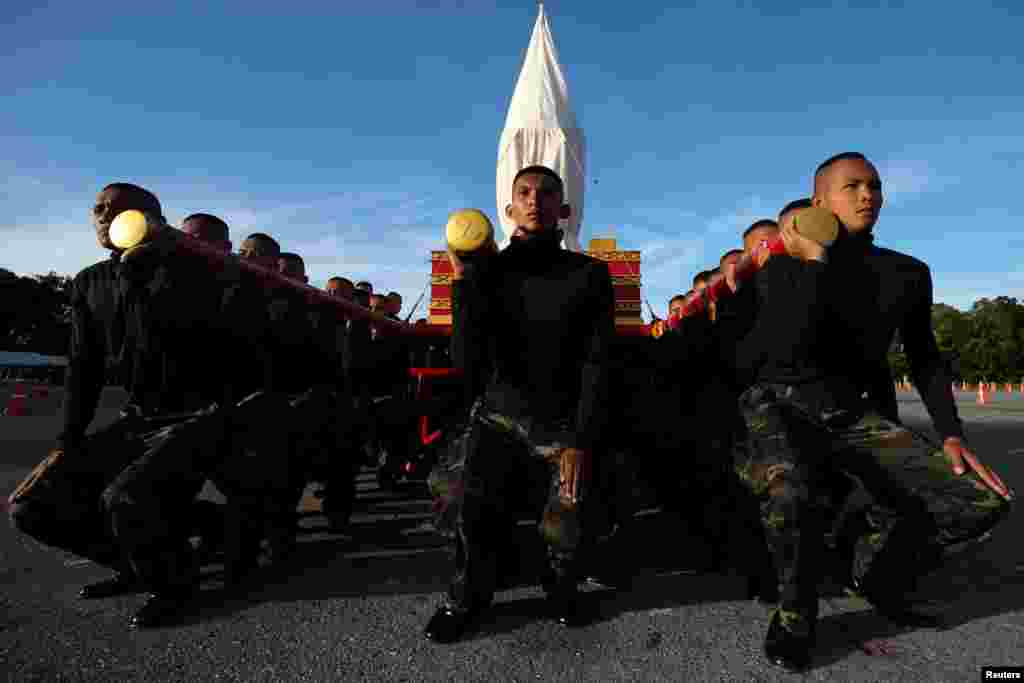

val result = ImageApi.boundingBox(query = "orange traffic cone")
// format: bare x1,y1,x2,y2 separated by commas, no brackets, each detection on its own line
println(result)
977,382,987,405
4,383,29,416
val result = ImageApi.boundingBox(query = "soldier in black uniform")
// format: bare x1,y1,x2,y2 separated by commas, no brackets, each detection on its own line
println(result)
776,199,812,232
9,185,245,628
813,153,1012,635
326,276,355,301
181,213,232,253
277,252,358,534
238,233,281,262
370,292,415,487
721,155,1012,670
9,183,163,587
424,166,615,643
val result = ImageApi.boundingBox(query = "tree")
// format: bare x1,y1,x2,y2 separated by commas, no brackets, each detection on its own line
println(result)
959,297,1024,383
0,270,72,355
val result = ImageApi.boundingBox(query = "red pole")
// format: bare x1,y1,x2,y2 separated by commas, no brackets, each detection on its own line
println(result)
671,237,787,325
138,228,409,335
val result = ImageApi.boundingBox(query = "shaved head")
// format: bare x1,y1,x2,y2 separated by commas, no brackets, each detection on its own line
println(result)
92,182,163,251
720,249,744,268
812,152,883,234
182,213,231,252
239,233,280,260
742,219,779,254
278,252,307,283
326,276,354,300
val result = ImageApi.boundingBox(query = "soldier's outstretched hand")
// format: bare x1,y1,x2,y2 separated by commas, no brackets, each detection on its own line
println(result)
944,436,1013,501
558,447,589,505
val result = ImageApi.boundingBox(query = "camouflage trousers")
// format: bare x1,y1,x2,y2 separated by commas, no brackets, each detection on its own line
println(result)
428,400,584,610
734,383,1011,635
10,394,299,593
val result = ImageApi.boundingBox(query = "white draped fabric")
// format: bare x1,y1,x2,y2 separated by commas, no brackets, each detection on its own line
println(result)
496,3,586,252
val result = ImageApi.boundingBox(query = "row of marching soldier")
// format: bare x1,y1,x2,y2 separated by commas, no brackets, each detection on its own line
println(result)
7,182,412,628
422,155,1013,673
6,156,1015,670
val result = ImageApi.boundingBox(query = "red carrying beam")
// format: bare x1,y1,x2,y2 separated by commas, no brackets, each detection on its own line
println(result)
130,228,410,335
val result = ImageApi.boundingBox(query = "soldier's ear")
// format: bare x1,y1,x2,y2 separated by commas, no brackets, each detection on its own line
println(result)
504,203,513,219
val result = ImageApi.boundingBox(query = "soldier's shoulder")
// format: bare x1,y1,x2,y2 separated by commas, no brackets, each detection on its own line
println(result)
562,249,609,273
72,257,118,285
871,245,930,277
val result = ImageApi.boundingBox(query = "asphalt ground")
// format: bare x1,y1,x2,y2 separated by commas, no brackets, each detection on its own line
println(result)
0,387,1021,682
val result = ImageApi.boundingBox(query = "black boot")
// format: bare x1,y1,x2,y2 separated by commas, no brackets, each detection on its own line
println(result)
745,572,780,605
80,573,143,599
845,576,944,629
548,588,593,627
424,604,481,643
129,589,195,629
763,609,815,672
544,573,594,628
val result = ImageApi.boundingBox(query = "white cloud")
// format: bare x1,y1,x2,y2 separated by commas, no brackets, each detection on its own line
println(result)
875,159,957,207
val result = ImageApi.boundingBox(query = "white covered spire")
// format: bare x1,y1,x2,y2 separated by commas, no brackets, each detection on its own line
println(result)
496,2,586,251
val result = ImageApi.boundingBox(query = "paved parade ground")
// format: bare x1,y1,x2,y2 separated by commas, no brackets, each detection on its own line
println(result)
1,386,1021,682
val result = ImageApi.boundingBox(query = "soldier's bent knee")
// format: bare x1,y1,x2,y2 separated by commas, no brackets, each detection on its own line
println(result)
9,500,44,536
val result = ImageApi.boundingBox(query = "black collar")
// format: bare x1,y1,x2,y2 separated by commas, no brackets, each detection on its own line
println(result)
505,228,563,257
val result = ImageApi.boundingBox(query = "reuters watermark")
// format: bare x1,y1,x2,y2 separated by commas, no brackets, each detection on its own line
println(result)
983,668,1024,681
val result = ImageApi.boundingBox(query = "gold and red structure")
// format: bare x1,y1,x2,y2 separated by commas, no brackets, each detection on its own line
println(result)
429,237,644,330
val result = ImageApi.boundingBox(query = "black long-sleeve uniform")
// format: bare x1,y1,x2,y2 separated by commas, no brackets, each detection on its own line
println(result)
824,230,963,439
650,255,831,394
59,255,126,447
451,230,616,451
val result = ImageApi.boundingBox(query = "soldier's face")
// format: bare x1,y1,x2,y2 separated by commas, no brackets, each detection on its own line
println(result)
669,299,685,318
278,257,307,283
720,252,741,269
327,280,353,300
506,173,570,236
92,187,145,251
239,238,279,269
182,218,231,253
743,226,779,254
814,158,883,234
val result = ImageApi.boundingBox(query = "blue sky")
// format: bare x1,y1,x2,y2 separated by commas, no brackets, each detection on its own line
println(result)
3,0,1023,316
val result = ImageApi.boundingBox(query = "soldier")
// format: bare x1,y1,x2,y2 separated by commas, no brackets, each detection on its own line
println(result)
777,198,812,232
725,154,1012,670
181,213,232,253
9,184,242,628
278,252,309,283
369,290,415,488
719,249,744,274
424,166,615,642
326,276,355,301
813,153,1011,638
9,183,164,596
742,219,779,255
710,208,840,670
238,233,281,266
667,293,687,320
386,291,403,320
